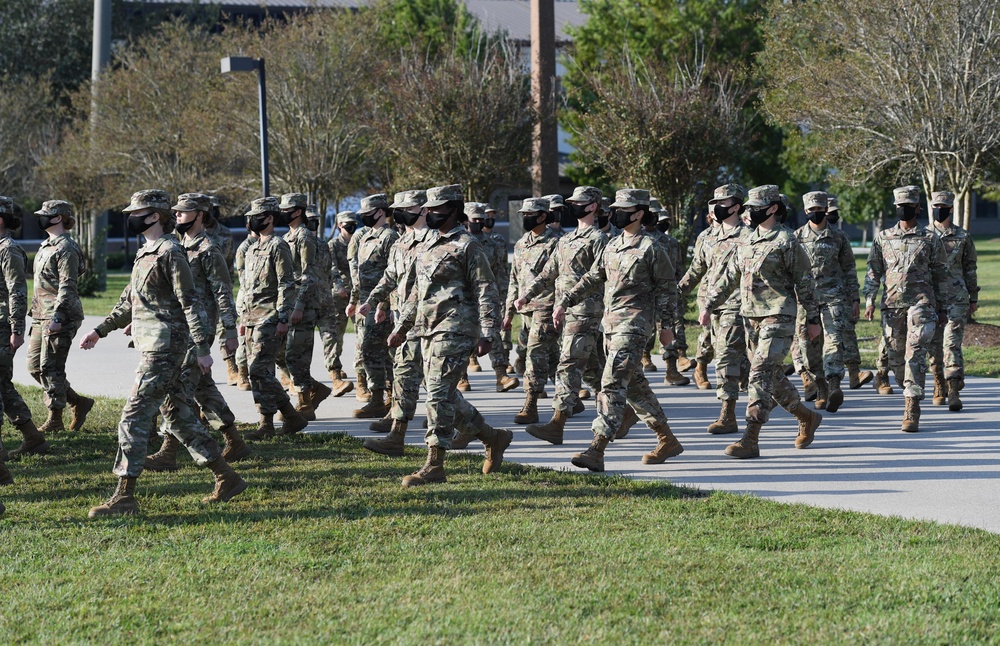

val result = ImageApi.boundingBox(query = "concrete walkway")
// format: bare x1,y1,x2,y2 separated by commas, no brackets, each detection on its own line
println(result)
17,315,1000,533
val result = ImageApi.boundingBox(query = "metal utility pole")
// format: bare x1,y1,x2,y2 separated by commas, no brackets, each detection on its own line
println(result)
91,0,111,288
221,56,270,196
530,0,558,196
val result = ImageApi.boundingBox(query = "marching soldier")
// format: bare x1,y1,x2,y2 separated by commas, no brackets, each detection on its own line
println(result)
318,210,357,396
482,205,516,376
682,208,719,388
826,196,873,390
643,199,690,386
231,228,257,391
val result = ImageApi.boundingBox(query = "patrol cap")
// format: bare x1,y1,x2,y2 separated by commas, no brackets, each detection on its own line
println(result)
931,191,955,207
424,184,464,208
649,197,663,213
305,204,321,219
358,193,389,215
542,194,565,209
389,190,427,209
610,188,650,208
336,210,358,225
279,193,308,210
123,189,171,213
0,196,13,215
484,203,499,214
246,196,281,217
802,191,828,211
658,208,671,223
566,186,602,204
708,183,747,205
519,197,550,213
34,200,73,218
172,193,213,213
464,202,487,219
745,185,781,208
600,197,611,213
827,195,840,212
893,185,921,205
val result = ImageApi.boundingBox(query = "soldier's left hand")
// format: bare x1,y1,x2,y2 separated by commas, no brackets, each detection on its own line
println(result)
658,328,674,348
276,322,289,337
514,297,528,312
290,309,304,325
374,308,388,324
387,331,404,348
225,337,239,356
865,305,875,321
698,310,711,327
123,323,132,336
971,302,979,314
197,354,214,375
9,333,23,352
476,338,492,357
80,330,100,350
807,323,821,340
552,306,566,329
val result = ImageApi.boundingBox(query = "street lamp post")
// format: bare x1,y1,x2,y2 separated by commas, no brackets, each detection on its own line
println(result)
221,56,270,196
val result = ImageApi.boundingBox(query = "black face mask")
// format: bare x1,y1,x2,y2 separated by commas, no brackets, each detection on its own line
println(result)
305,218,320,232
284,210,302,226
468,221,483,234
807,211,827,225
426,209,452,230
546,211,559,224
611,208,637,230
568,203,591,220
341,222,356,235
175,220,196,235
641,210,657,227
2,214,21,231
713,203,734,223
127,213,157,235
656,220,671,233
932,207,952,223
393,209,419,227
748,206,774,228
597,214,610,229
38,215,60,230
360,210,381,228
522,214,545,231
247,215,271,233
827,210,840,224
897,204,918,221
483,217,496,230
778,206,789,224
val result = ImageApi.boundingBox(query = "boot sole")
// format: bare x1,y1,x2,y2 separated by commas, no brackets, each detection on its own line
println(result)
641,444,684,464
88,507,140,519
525,426,563,445
402,475,447,487
570,456,604,472
332,383,354,397
204,478,249,504
949,403,963,412
826,391,844,413
850,373,874,389
513,417,538,425
353,411,389,419
695,382,712,390
311,388,333,408
724,447,760,458
665,378,691,387
707,425,738,435
496,378,520,393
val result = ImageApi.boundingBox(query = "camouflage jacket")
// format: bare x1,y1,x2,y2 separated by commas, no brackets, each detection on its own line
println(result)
95,235,212,356
364,227,432,316
283,225,319,313
239,234,295,327
329,235,351,302
560,230,677,339
863,223,948,310
207,222,235,269
930,222,979,305
521,224,607,321
311,234,337,310
234,235,256,314
705,225,819,321
679,223,743,313
395,226,498,341
794,223,859,304
182,230,239,340
350,225,398,305
505,228,560,318
0,234,28,336
647,229,684,282
472,229,509,305
31,232,85,323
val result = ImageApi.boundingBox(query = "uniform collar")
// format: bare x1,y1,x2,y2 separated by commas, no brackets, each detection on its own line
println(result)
750,226,781,243
182,230,209,249
40,232,70,247
136,234,173,258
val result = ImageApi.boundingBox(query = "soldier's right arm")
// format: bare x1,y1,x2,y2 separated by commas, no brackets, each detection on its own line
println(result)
493,243,510,296
962,235,979,305
559,253,606,310
275,242,296,321
204,245,239,340
348,232,362,305
504,252,521,320
702,255,740,313
678,236,709,296
95,285,133,337
0,246,28,336
364,248,401,309
520,251,559,305
862,237,885,309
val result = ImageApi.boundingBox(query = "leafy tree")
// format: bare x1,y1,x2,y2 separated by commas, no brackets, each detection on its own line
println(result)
0,75,61,199
374,0,489,59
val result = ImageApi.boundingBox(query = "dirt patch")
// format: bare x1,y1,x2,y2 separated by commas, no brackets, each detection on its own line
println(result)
965,322,1000,348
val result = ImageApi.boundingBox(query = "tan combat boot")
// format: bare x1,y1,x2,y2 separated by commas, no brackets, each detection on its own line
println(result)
578,388,591,400
725,422,762,459
330,371,355,397
279,371,294,393
664,358,691,387
245,414,276,440
793,405,822,449
901,397,920,432
707,400,738,434
0,460,13,486
847,363,873,389
353,388,388,419
614,404,639,439
826,377,844,413
356,372,372,402
477,425,513,474
642,421,684,464
451,431,475,450
526,410,569,445
294,391,317,422
402,447,447,487
814,378,829,411
66,387,95,432
694,361,711,390
309,381,333,411
468,355,482,372
514,356,526,376
8,420,50,460
225,356,239,386
369,415,393,433
874,371,894,395
457,375,472,392
571,435,610,472
203,457,248,504
677,352,695,372
88,477,139,518
220,424,252,462
144,434,180,472
278,402,309,435
641,350,657,372
38,408,65,434
947,378,963,412
800,372,817,402
495,368,520,393
237,364,251,391
364,419,408,457
932,370,947,406
513,392,539,425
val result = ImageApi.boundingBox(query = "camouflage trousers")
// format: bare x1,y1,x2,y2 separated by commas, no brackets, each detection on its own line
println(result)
523,310,560,394
881,305,937,399
356,308,392,390
470,325,510,372
929,301,969,380
277,312,317,394
646,316,688,360
795,301,849,380
172,344,236,432
514,316,528,368
0,327,32,428
115,350,222,478
593,332,670,440
695,315,715,364
421,333,487,450
712,308,747,402
246,322,293,415
318,296,350,372
26,319,80,410
744,315,805,425
553,317,604,415
392,335,424,422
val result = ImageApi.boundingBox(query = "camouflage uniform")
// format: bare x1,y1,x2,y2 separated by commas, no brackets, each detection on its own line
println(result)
520,187,607,416
27,203,86,414
862,187,948,401
682,222,718,369
0,198,35,446
645,202,687,364
276,193,320,395
318,211,355,375
824,196,865,376
351,196,399,392
468,204,512,374
233,233,256,379
928,192,979,383
484,211,513,361
92,191,222,477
